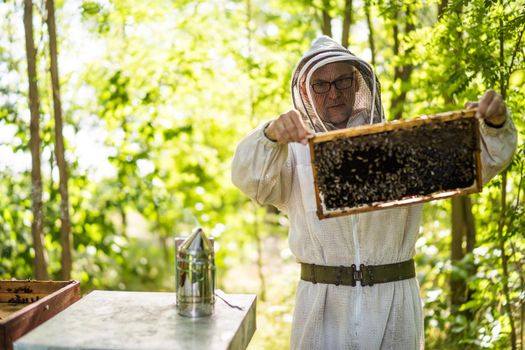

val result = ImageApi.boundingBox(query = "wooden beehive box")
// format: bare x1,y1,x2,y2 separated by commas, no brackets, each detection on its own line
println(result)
0,280,80,350
309,109,482,219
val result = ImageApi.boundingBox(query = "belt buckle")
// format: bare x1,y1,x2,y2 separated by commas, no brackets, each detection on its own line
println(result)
351,264,371,287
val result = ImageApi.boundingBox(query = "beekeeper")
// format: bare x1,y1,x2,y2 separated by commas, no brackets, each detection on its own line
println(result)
231,36,517,349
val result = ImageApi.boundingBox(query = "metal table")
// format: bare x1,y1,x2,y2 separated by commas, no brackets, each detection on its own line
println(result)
14,290,256,350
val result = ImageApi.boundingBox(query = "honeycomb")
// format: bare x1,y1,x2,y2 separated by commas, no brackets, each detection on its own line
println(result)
311,115,480,217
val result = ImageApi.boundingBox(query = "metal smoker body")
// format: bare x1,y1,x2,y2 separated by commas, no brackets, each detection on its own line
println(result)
176,227,215,317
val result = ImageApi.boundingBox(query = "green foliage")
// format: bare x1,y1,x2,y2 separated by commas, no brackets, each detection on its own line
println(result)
410,1,525,348
0,170,33,278
0,0,523,348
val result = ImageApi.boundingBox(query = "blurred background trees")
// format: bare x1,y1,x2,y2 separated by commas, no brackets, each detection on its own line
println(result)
0,0,523,348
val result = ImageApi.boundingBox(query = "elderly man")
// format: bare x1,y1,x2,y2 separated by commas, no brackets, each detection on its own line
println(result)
231,36,517,349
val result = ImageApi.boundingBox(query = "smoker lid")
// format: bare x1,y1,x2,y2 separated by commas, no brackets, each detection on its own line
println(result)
178,227,214,258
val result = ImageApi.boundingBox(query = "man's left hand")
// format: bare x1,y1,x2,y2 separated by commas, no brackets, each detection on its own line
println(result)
465,89,507,127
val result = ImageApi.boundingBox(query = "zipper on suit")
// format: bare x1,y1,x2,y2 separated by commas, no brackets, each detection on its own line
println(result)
352,215,362,338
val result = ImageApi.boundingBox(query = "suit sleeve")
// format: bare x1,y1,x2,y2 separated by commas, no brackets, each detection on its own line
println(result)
231,122,294,212
479,111,518,185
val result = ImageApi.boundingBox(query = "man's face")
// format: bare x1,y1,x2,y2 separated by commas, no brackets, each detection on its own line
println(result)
310,62,356,129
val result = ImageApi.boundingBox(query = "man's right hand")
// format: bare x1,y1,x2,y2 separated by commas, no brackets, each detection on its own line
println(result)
264,109,314,145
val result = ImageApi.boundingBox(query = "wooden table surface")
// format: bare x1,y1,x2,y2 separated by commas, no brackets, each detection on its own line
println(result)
14,290,256,350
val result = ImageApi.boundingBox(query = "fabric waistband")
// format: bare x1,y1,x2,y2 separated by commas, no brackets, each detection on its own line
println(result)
300,259,415,287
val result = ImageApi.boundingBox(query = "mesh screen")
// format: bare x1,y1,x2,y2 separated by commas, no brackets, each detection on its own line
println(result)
293,52,383,133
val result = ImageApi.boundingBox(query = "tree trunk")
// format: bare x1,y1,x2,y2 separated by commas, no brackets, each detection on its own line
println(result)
341,0,353,48
438,0,448,19
389,5,415,120
450,196,476,311
450,196,466,307
497,171,517,350
364,0,376,66
46,0,72,280
321,0,332,37
23,0,48,280
246,0,266,302
464,197,476,252
253,208,266,302
120,208,128,236
390,12,401,119
154,202,170,266
498,8,517,347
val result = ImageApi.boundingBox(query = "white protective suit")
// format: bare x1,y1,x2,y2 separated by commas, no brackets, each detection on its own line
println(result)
231,36,517,349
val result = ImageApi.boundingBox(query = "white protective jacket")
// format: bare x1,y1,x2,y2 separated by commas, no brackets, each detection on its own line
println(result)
231,36,517,350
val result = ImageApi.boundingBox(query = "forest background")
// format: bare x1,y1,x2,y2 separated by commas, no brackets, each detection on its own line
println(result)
0,0,524,348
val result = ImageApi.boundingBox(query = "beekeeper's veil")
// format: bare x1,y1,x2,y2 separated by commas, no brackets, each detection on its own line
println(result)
291,36,384,132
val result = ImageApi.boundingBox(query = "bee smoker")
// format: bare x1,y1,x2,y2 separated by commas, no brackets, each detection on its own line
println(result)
175,227,215,317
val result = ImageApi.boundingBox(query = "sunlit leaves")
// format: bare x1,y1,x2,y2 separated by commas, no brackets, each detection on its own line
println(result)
0,0,523,347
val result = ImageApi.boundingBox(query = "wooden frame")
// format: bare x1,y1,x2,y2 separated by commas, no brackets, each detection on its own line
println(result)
308,109,483,219
0,280,80,350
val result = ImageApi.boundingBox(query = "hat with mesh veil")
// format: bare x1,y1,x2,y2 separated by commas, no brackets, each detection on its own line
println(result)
291,36,384,133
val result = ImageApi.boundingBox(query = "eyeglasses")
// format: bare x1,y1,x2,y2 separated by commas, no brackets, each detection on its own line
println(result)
311,76,354,94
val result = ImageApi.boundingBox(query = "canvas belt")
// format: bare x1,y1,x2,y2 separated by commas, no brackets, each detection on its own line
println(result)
300,259,415,287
